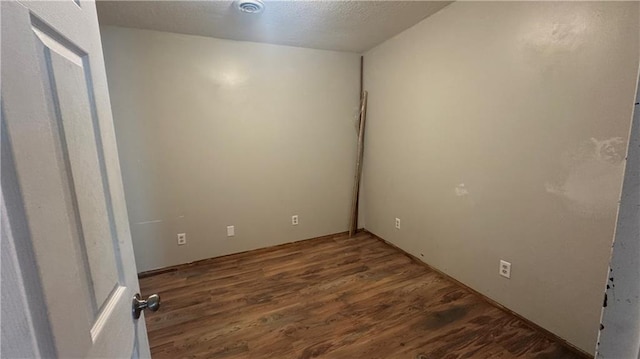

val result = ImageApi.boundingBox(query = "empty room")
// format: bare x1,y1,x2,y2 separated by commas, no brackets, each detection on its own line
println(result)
2,0,640,358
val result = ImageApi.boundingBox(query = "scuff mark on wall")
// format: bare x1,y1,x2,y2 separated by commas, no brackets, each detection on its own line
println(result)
135,215,184,225
545,137,626,218
135,219,163,225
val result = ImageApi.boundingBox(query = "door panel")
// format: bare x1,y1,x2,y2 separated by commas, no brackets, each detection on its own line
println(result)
34,18,121,311
1,1,150,357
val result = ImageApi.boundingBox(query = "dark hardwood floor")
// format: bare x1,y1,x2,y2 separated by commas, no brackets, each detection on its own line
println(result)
140,232,588,359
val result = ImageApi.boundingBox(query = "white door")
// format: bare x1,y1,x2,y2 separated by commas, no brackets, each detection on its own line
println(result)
1,0,152,357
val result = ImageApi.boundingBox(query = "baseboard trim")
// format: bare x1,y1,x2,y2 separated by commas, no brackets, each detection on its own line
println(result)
137,228,366,279
364,229,592,359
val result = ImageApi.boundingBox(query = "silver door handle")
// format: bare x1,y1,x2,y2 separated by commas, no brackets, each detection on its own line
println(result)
132,293,160,319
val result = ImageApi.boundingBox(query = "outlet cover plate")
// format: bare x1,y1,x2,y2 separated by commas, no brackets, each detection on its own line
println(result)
499,260,511,279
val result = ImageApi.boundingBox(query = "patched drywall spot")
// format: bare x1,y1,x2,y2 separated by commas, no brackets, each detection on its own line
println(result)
591,137,626,163
527,17,586,50
522,12,587,55
520,11,589,74
545,137,626,217
454,183,469,196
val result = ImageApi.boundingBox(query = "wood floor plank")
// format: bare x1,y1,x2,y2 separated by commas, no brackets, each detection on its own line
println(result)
140,232,588,359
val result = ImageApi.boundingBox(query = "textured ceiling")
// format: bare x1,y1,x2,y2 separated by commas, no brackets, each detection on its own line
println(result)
96,1,452,53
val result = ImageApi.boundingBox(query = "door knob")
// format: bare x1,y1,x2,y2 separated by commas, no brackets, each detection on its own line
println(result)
132,293,160,319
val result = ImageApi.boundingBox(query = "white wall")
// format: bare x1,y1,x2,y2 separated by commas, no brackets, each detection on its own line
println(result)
101,26,361,272
362,1,639,353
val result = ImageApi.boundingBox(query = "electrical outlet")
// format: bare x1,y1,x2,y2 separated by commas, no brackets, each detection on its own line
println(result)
227,225,235,237
177,233,186,245
499,260,511,279
292,215,299,226
395,218,401,229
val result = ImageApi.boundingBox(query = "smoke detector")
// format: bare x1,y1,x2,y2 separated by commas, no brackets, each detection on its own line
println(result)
236,0,265,14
